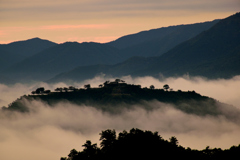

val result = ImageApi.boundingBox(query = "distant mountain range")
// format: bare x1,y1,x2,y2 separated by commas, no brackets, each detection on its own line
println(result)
0,12,239,84
107,20,219,58
2,42,123,82
0,38,57,71
48,12,240,83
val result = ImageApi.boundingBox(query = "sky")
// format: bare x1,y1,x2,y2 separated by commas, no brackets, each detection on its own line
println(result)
0,0,239,44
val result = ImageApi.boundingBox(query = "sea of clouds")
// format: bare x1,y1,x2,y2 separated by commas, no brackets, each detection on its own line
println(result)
0,75,240,160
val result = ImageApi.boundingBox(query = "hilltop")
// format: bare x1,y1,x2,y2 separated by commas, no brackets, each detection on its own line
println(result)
5,79,239,120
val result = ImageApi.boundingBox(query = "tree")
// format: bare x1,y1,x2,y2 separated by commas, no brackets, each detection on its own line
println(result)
104,81,110,85
150,85,155,89
99,129,116,151
68,149,78,160
69,86,77,91
82,140,99,158
84,84,91,89
55,87,63,92
169,136,178,146
35,87,44,94
63,87,68,92
163,84,170,91
55,88,60,92
115,79,121,83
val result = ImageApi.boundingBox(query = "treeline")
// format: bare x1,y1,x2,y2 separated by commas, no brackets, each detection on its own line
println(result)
61,128,240,160
5,79,221,116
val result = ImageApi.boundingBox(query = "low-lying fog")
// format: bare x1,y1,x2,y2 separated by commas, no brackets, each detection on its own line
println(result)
1,75,240,160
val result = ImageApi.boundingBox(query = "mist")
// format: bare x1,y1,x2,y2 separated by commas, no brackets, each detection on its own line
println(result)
1,75,240,160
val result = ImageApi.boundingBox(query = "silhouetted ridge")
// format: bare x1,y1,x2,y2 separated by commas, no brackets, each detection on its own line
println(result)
1,42,123,82
5,79,239,121
61,128,240,160
50,12,240,82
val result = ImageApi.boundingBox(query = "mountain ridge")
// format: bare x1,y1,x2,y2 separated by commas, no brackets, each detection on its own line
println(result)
47,12,240,82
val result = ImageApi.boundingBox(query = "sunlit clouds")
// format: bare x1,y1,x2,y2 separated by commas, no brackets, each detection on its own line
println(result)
0,0,239,43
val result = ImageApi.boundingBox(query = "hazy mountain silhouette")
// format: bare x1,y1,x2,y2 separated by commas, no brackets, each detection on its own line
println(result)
0,37,57,71
2,42,123,82
0,49,24,71
48,12,240,83
107,20,219,58
0,37,57,57
133,12,240,78
47,57,155,83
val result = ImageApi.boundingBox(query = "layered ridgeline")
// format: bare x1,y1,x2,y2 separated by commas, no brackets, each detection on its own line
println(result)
0,18,219,84
5,79,240,122
0,37,57,71
48,12,240,83
2,42,123,82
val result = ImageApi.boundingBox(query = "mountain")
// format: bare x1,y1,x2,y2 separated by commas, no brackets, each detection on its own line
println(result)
1,42,123,82
107,20,219,58
6,79,237,117
0,37,57,71
135,12,240,78
49,12,240,82
47,56,155,83
0,37,57,58
0,49,24,71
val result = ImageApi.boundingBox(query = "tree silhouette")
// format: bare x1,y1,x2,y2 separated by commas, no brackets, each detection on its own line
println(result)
35,87,44,94
99,129,116,152
68,149,78,160
69,86,77,91
63,87,68,92
103,81,110,86
150,85,155,89
169,136,178,146
163,84,170,91
84,84,91,89
62,128,240,160
81,140,99,159
115,79,121,83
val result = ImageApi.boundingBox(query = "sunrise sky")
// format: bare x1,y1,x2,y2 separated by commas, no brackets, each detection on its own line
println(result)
0,0,239,44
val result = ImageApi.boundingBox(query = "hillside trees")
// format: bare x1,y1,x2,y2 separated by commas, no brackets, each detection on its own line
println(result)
62,128,240,160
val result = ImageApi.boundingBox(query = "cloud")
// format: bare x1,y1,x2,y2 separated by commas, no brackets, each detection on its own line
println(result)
1,75,240,160
1,99,240,160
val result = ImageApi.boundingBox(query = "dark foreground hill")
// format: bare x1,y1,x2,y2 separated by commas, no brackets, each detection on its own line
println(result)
5,80,240,123
61,128,240,160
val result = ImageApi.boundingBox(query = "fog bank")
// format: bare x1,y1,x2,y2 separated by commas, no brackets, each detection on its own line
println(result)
1,100,240,160
1,75,240,160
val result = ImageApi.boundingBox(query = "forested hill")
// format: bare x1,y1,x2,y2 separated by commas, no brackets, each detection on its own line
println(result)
5,79,239,119
61,128,240,160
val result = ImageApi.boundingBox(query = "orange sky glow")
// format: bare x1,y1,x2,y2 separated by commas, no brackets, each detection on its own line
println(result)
0,0,239,44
